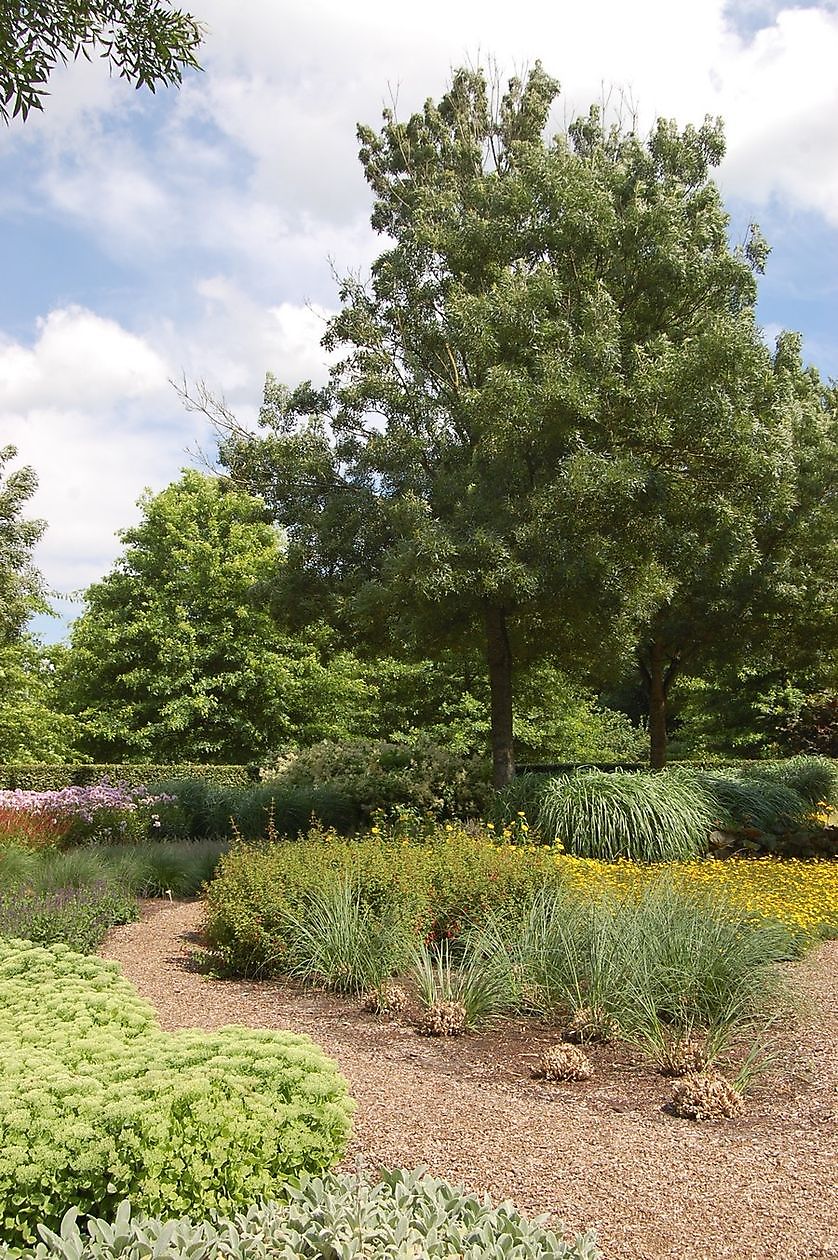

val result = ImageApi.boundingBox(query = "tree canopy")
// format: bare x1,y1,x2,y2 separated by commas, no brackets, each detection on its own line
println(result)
217,63,804,784
0,444,45,648
59,472,382,762
0,0,202,122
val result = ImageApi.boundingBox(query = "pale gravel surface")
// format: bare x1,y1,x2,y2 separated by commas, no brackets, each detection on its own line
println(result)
101,901,838,1260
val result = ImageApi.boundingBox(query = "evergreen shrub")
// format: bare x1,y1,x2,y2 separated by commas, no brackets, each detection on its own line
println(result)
0,939,354,1244
0,765,255,792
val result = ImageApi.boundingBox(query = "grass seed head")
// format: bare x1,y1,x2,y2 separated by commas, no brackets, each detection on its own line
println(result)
669,1071,744,1121
532,1043,593,1081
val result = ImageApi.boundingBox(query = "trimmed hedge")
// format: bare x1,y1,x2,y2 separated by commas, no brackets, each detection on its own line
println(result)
0,764,257,791
0,1171,601,1260
0,939,354,1244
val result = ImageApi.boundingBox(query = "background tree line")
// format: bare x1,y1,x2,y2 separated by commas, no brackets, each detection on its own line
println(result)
2,64,836,774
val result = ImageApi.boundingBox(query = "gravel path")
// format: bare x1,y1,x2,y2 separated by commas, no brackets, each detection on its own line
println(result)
101,901,838,1260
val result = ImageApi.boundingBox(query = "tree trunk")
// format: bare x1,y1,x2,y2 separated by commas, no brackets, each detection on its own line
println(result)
648,640,668,770
484,604,515,787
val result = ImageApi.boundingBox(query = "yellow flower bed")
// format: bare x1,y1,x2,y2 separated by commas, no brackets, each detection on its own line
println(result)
547,852,838,939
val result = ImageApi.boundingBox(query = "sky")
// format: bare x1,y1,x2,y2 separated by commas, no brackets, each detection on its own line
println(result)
1,0,837,642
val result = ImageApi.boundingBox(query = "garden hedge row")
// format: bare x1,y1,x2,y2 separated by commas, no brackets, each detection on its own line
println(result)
0,939,353,1244
0,764,258,791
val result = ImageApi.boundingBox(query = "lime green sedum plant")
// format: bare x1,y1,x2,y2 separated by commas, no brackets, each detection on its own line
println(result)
0,939,354,1244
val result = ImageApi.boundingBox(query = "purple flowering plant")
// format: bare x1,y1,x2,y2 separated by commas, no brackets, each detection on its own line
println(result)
0,782,178,849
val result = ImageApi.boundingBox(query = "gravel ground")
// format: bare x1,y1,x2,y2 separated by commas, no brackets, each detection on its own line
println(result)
101,900,838,1260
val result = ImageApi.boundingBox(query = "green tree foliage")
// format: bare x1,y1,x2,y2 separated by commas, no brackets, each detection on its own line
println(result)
218,64,793,784
0,638,77,761
0,0,202,122
0,444,44,643
632,338,838,765
0,446,68,758
59,472,380,763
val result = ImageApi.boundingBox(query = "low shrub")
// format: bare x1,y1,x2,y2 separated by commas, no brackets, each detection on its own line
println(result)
538,770,713,861
0,939,354,1244
204,828,549,978
266,736,491,820
0,883,137,952
0,1170,601,1260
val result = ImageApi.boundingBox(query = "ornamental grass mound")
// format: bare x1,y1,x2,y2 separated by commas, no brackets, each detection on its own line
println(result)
538,770,713,862
0,938,354,1245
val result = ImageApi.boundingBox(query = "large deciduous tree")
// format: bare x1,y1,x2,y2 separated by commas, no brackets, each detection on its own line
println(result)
216,65,803,785
0,0,202,122
60,472,379,763
632,333,838,766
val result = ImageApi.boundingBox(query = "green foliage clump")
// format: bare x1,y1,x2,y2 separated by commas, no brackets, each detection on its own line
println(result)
538,770,713,861
0,939,354,1243
0,1170,600,1260
268,737,490,821
738,756,838,807
0,883,137,953
203,828,548,978
154,776,357,841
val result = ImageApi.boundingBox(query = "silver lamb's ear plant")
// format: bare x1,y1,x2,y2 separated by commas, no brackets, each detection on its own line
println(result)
3,1174,601,1260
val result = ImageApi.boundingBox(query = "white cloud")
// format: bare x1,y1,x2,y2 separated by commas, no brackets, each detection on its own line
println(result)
0,307,169,411
0,298,339,607
0,308,190,599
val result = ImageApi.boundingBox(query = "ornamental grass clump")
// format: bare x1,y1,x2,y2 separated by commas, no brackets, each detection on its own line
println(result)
538,770,712,862
0,938,354,1245
739,755,838,808
283,879,413,994
412,939,512,1035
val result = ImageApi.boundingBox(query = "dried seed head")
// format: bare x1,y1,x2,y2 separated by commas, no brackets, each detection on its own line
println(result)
669,1072,744,1121
532,1043,593,1082
658,1037,709,1077
415,1000,468,1037
563,1005,617,1044
362,982,409,1016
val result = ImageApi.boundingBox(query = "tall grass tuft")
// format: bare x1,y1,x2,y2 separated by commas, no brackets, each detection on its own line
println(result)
739,756,838,807
466,887,613,1024
610,879,798,1068
696,773,809,833
412,939,513,1031
538,769,712,861
464,879,797,1070
283,880,411,994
